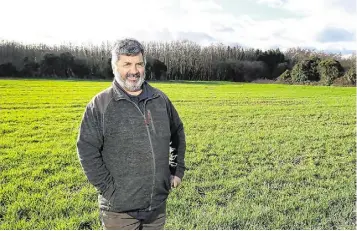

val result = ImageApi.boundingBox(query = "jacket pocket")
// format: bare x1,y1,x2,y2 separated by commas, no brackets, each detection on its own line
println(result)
164,173,172,193
111,176,152,212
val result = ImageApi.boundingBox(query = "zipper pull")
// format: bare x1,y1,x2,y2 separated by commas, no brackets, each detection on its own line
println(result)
147,111,151,121
144,111,150,125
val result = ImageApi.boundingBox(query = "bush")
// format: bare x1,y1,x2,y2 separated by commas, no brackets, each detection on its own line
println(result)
59,52,76,77
146,57,168,80
317,59,344,86
241,61,269,82
212,60,269,82
40,53,62,77
0,62,18,77
256,49,286,79
212,60,242,82
21,57,40,77
339,54,356,72
272,62,289,79
276,70,292,84
343,64,356,85
72,59,91,78
291,57,321,83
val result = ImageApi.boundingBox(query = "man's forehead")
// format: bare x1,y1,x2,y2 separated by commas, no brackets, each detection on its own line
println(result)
118,54,144,63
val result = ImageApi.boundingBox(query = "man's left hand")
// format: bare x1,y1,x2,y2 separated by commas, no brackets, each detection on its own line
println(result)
170,175,182,188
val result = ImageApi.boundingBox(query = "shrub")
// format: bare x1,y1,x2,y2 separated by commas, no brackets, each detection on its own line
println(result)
40,53,62,77
0,62,18,77
256,49,286,79
343,64,356,85
317,59,344,86
59,52,76,77
276,70,292,84
241,61,269,82
291,57,321,83
21,57,40,77
72,59,91,78
272,62,289,79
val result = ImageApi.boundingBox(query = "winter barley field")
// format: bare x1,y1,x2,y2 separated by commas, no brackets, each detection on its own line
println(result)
0,78,356,230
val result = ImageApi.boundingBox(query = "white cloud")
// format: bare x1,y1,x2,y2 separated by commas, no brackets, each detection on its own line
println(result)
0,0,355,55
257,0,286,8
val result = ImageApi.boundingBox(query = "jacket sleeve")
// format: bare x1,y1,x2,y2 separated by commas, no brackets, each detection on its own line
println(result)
167,97,186,179
76,101,115,199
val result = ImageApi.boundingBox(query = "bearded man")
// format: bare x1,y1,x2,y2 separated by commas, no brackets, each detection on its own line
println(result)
76,38,186,230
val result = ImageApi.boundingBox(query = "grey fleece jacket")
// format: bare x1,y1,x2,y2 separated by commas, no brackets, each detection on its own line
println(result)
76,80,186,214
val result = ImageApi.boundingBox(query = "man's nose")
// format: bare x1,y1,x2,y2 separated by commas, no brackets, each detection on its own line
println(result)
129,65,139,74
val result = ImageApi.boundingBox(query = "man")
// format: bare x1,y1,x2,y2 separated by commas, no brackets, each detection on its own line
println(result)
76,38,186,230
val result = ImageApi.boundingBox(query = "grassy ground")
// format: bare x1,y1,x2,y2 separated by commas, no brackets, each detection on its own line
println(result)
0,79,356,229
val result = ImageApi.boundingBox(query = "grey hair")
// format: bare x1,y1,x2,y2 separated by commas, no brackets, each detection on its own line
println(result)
111,38,146,69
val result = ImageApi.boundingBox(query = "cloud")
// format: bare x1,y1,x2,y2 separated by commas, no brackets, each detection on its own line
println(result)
210,22,235,33
180,0,223,12
324,48,356,55
257,0,287,8
176,31,216,45
0,0,355,56
317,27,355,43
239,0,356,54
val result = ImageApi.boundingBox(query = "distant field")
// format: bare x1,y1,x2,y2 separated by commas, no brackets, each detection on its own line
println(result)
0,78,356,229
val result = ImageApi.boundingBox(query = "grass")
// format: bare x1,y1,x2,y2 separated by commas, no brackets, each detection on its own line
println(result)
0,78,356,229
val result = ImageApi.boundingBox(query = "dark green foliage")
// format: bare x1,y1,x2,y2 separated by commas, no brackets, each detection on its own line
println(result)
344,64,356,85
39,53,62,77
0,39,354,86
21,57,40,77
59,52,75,77
291,62,308,83
241,61,270,82
212,59,243,82
256,49,286,79
317,59,344,86
277,70,292,83
338,54,356,72
212,60,269,82
272,62,289,79
71,59,91,78
0,63,18,77
146,57,168,80
291,57,321,83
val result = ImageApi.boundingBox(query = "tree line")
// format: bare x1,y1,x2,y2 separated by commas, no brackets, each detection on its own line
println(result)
0,39,355,86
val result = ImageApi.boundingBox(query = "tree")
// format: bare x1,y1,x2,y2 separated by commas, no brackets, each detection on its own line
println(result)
276,70,292,84
40,53,62,77
344,64,356,85
0,62,18,77
317,59,344,86
291,57,321,83
257,49,286,79
21,57,40,77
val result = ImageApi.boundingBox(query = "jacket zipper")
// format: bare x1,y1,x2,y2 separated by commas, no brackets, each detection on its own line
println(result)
120,95,159,211
147,110,156,134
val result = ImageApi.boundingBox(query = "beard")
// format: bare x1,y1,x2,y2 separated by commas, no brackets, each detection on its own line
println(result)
114,70,145,92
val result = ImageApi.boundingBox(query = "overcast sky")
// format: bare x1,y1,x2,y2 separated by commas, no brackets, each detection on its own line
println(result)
0,0,355,56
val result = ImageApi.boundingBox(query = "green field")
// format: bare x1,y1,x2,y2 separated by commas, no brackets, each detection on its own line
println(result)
0,79,356,230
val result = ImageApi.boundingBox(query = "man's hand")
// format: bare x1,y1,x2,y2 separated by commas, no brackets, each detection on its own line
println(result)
170,175,182,188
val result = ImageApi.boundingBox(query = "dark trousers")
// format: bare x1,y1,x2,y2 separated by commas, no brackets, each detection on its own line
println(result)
99,204,166,230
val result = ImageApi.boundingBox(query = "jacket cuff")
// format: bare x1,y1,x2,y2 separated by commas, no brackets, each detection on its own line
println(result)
175,167,185,179
102,182,115,201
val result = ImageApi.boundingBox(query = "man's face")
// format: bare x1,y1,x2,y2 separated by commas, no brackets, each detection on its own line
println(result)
114,53,145,92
